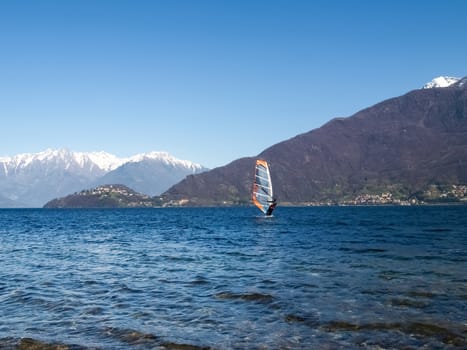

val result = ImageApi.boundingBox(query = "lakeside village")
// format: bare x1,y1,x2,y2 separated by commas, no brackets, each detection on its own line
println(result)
302,184,467,206
74,184,467,208
162,184,467,207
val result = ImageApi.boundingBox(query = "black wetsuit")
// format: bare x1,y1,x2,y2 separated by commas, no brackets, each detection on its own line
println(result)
266,201,277,216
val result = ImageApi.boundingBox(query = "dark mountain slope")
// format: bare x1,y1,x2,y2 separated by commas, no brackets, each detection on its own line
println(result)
164,157,254,205
164,78,467,204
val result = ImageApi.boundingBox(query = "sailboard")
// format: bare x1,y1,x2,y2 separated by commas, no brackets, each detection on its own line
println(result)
252,159,277,216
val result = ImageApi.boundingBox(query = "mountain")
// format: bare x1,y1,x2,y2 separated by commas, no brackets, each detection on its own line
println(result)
0,149,113,207
0,149,206,207
94,152,207,196
44,184,160,208
163,76,467,205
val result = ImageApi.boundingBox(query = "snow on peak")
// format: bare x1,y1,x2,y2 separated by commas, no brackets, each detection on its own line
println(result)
423,76,460,89
128,151,172,163
75,151,124,171
127,151,204,171
0,148,205,175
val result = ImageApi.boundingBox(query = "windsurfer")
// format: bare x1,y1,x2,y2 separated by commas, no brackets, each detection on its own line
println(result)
266,198,277,216
252,159,276,216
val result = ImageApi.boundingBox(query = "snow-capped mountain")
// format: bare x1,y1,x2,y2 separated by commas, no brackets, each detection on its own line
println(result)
0,148,122,177
0,149,207,207
94,151,208,196
125,151,205,172
423,76,460,89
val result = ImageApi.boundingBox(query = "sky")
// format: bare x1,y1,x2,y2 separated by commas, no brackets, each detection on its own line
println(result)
1,0,466,168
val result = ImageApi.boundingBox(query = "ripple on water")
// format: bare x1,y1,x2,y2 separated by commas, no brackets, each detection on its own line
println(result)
0,206,466,349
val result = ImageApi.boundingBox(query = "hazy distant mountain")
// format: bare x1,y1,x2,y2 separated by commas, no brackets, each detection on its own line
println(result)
0,149,206,207
0,149,112,207
163,76,467,205
94,152,207,196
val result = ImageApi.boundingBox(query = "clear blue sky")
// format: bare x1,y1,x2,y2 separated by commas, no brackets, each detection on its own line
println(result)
1,0,466,168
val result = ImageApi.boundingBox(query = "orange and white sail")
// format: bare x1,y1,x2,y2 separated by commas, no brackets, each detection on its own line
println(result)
252,159,274,214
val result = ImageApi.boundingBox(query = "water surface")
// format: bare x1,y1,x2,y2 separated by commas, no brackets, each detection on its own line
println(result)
0,206,466,349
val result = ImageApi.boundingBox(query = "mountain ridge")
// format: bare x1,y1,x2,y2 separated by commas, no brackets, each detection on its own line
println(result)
162,75,467,205
0,148,205,174
4,75,467,207
0,149,207,207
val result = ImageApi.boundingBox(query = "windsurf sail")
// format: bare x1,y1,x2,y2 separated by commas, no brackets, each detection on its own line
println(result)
252,159,276,215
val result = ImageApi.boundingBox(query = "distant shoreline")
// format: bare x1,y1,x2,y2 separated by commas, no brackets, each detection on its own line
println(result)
1,201,466,210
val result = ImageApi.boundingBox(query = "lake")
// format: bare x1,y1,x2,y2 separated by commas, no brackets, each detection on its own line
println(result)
0,206,466,349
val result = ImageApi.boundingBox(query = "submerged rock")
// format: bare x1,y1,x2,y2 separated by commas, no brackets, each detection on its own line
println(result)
160,341,212,350
13,337,88,350
101,326,158,345
321,321,466,346
215,291,274,303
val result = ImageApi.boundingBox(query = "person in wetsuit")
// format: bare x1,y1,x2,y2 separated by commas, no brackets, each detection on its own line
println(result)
266,198,277,216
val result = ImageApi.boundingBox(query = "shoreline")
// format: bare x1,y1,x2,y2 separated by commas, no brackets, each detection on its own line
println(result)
1,201,467,210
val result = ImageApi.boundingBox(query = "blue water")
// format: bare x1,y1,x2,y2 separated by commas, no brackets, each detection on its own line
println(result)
0,206,466,349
